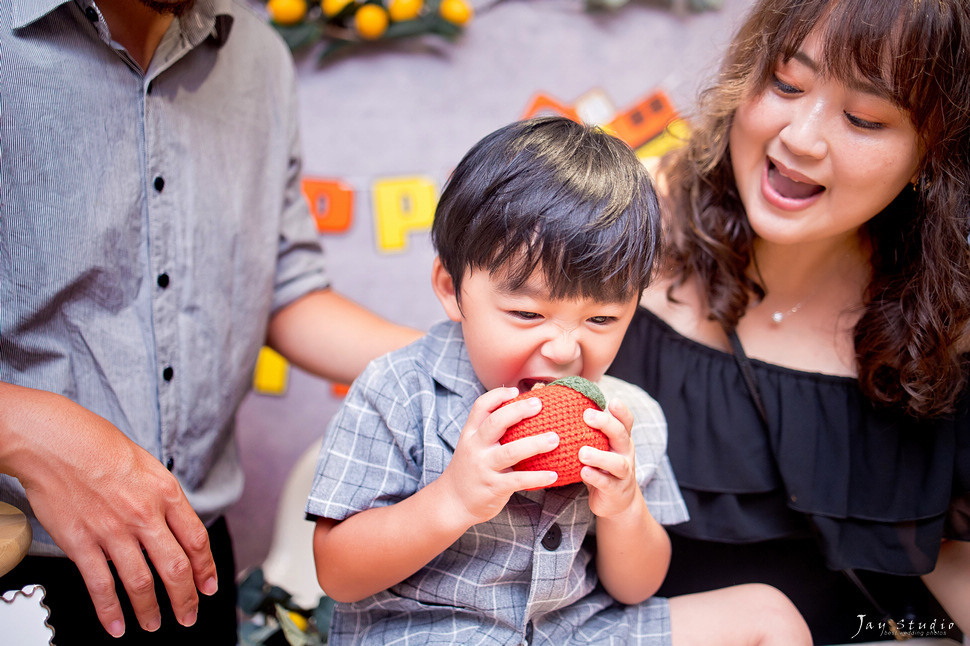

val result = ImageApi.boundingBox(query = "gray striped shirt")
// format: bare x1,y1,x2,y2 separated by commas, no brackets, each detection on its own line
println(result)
2,0,329,554
307,321,688,645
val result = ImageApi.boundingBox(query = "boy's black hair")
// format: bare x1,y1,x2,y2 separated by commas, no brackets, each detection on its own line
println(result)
432,116,661,303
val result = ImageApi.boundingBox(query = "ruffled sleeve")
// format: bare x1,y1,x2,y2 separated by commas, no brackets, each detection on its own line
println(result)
608,307,970,576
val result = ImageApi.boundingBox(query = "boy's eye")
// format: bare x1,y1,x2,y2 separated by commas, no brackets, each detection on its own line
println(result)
844,112,883,130
588,316,616,325
771,74,801,95
510,311,540,320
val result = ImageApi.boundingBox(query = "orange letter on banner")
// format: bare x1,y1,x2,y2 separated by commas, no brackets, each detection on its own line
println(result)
302,178,354,233
520,92,581,122
373,176,436,253
607,91,678,150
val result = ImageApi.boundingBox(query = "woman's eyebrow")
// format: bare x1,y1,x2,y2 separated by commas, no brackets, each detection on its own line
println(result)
791,49,889,99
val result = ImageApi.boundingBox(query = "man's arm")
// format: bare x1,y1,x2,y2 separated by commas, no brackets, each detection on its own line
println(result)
0,383,218,638
266,288,423,385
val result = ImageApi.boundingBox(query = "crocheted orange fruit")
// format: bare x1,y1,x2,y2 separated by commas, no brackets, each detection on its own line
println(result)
499,376,609,488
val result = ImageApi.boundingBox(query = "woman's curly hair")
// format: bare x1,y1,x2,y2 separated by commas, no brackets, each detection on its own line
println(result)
661,0,970,418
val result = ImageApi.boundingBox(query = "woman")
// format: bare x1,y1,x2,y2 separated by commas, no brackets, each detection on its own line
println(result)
608,0,970,643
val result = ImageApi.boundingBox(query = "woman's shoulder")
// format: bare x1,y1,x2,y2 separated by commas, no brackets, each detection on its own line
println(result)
638,276,729,352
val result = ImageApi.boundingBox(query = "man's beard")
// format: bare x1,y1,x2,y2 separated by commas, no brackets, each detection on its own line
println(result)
138,0,196,17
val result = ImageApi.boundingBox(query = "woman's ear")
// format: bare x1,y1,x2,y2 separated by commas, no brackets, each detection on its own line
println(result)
431,257,463,322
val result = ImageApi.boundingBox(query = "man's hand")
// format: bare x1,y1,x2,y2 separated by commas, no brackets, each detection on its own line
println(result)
0,384,218,638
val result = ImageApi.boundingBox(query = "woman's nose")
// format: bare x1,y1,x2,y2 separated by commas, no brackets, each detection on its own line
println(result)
779,99,828,159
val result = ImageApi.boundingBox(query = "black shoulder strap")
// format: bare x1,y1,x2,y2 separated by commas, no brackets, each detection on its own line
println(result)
725,327,770,428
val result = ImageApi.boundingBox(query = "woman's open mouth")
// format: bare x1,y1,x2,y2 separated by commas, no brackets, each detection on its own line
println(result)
762,158,825,210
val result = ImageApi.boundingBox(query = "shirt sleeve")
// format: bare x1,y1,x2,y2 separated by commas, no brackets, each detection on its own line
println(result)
271,69,330,314
601,376,689,527
306,354,423,521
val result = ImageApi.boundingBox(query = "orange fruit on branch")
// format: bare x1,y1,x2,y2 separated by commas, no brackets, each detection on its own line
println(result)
389,0,423,21
355,3,389,39
268,0,308,24
438,0,472,25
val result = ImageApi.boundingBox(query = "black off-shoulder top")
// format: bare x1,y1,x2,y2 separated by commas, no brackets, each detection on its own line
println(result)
608,307,970,576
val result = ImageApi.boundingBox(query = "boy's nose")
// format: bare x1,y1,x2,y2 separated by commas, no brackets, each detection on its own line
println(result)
540,331,582,366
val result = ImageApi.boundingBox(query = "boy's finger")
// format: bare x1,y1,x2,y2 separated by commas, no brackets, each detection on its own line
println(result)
607,398,634,431
583,408,629,451
494,431,559,470
478,396,542,444
578,445,631,481
465,387,521,432
508,469,558,492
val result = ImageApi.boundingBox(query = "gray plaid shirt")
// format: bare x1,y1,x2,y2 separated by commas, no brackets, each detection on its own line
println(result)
307,321,688,645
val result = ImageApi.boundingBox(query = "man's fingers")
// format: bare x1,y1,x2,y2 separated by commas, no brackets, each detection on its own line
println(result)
143,537,201,629
75,553,127,638
162,507,218,625
109,544,163,633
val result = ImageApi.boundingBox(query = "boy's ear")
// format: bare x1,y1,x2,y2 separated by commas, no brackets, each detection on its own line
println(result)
431,257,463,322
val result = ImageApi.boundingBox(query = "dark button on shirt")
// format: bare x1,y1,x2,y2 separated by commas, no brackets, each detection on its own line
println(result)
541,523,562,551
162,366,174,381
157,273,170,289
84,6,97,21
153,176,165,192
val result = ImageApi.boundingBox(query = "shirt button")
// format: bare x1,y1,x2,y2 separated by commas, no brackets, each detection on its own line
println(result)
163,366,174,381
541,524,562,551
157,273,170,288
166,457,175,471
154,176,165,192
84,6,98,21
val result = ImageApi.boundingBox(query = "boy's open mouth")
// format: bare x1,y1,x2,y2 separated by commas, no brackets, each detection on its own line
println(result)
767,160,825,200
518,378,550,392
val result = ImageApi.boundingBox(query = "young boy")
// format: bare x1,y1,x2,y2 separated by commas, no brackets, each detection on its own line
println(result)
306,117,811,645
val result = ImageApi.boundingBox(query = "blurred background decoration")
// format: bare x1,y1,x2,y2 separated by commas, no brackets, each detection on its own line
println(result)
264,0,476,64
263,0,723,65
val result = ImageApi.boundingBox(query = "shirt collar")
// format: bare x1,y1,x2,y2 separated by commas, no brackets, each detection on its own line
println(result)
10,0,67,29
11,0,234,45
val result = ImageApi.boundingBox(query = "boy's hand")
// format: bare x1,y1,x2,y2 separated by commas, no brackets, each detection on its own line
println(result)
578,399,643,519
439,387,559,527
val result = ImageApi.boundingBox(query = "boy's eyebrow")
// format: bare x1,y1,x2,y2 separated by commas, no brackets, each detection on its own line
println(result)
496,279,546,299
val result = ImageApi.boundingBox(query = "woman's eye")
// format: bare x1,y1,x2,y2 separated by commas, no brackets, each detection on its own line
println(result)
845,112,883,130
511,311,540,320
771,75,801,95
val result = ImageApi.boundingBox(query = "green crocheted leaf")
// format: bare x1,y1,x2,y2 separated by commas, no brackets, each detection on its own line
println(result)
549,376,606,410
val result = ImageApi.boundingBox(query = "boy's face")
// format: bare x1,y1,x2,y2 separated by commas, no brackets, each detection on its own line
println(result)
432,258,639,392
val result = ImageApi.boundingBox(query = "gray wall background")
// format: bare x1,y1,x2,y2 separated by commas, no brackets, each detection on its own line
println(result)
228,0,754,578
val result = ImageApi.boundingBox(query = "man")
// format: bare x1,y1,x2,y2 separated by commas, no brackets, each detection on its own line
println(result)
0,0,421,641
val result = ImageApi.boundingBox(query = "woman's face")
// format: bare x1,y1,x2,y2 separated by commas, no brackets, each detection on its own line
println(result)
729,28,920,247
